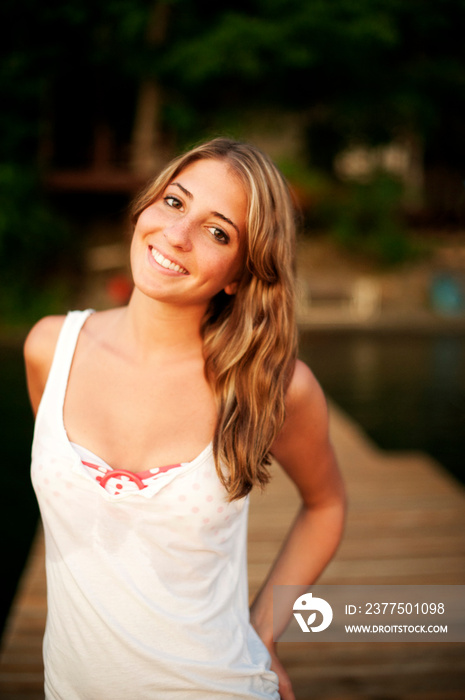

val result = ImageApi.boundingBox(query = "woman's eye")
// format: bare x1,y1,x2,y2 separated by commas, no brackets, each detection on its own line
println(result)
209,227,230,244
164,195,183,209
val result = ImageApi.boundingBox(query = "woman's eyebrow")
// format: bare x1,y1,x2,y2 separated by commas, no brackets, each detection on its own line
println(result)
170,182,240,236
212,211,240,236
171,182,192,199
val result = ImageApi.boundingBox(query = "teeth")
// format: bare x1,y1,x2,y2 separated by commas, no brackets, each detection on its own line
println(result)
151,248,187,274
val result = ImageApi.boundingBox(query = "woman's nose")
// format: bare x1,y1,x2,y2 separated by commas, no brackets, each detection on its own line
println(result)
163,217,193,250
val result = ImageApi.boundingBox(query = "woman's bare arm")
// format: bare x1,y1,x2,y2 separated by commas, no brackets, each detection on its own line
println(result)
250,360,346,699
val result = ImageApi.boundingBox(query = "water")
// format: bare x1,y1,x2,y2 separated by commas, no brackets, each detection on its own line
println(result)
299,330,465,486
0,343,38,637
1,330,464,640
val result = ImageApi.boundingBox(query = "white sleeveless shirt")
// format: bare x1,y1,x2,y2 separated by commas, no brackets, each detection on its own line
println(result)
31,310,280,699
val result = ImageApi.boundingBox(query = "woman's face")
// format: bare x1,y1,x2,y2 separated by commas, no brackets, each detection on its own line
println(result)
131,158,248,311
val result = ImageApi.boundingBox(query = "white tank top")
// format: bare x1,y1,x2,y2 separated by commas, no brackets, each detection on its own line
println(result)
31,309,280,699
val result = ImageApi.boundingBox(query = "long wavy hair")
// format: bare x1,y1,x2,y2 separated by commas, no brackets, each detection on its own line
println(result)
131,138,298,501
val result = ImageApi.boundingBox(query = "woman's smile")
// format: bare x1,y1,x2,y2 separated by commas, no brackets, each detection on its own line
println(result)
148,245,189,275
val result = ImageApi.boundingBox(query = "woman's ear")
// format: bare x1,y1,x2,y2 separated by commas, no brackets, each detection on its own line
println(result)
224,281,239,296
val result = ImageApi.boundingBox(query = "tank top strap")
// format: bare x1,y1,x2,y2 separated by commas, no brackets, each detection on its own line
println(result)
36,309,94,429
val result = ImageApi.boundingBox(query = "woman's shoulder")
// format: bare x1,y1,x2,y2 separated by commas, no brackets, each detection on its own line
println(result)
23,308,108,360
23,309,117,415
24,314,67,368
285,359,327,413
24,314,68,415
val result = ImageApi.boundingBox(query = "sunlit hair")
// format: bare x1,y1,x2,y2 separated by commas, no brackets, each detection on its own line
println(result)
131,137,298,501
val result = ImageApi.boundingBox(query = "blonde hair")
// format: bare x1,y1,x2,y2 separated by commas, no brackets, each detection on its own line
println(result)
131,138,298,501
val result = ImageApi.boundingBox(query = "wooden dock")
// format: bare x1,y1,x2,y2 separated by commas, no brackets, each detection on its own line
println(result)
1,403,464,699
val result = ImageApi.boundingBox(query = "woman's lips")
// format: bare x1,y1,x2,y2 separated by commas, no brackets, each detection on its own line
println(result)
149,246,189,275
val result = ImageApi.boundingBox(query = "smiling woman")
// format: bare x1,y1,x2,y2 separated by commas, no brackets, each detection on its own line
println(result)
23,137,346,700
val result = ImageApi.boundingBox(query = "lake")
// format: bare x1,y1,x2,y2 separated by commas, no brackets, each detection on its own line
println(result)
0,342,38,637
299,330,465,486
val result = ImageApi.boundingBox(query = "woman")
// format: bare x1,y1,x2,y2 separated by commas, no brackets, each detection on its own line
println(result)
24,137,346,700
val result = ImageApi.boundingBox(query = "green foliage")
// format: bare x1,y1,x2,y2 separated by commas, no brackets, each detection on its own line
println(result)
0,164,75,325
2,0,465,220
325,172,421,266
153,0,465,166
276,159,335,219
5,0,464,160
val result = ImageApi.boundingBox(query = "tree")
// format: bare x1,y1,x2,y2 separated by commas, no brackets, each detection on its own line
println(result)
2,0,465,189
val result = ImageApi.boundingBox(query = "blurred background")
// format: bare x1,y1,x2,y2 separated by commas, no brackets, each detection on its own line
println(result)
1,0,465,665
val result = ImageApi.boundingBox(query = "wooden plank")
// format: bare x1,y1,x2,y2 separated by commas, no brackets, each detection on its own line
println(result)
0,523,46,699
247,403,465,698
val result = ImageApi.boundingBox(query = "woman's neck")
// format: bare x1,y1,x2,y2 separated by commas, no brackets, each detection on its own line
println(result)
117,288,206,361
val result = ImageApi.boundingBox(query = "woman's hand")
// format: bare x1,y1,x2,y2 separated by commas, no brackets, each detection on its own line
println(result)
249,610,295,700
267,642,296,700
